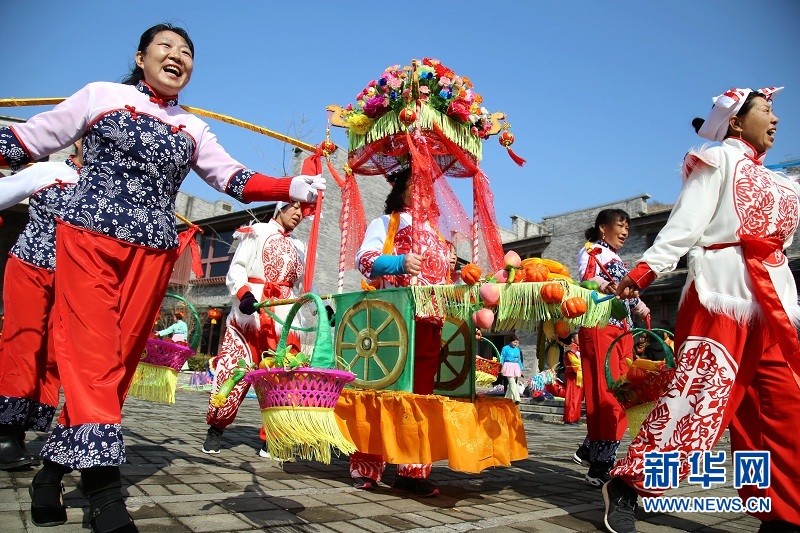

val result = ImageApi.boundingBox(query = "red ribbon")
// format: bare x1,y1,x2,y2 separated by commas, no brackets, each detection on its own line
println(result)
300,150,324,293
582,247,603,281
177,226,204,278
706,236,800,376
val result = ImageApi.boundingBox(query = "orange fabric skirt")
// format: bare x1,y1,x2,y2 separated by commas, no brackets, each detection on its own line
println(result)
335,389,528,473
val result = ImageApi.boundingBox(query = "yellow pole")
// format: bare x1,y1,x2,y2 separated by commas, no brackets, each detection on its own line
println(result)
0,98,322,153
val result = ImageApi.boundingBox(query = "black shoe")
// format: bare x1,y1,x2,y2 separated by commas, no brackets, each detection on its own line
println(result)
573,444,590,467
202,426,223,454
759,521,800,533
602,478,638,533
392,475,439,497
352,476,377,490
585,461,614,487
88,500,138,533
0,434,36,470
29,471,67,527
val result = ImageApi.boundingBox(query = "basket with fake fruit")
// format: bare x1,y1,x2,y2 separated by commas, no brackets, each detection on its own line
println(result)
605,328,676,438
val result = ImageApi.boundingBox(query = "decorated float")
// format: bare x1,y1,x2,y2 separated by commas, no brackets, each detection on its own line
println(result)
317,58,618,473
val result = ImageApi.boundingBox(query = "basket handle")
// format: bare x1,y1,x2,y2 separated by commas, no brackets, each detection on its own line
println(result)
604,327,675,392
276,293,335,369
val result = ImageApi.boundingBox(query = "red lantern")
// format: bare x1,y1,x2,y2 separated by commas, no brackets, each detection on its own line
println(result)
498,129,526,167
499,130,515,147
399,108,417,126
320,139,336,156
208,308,223,325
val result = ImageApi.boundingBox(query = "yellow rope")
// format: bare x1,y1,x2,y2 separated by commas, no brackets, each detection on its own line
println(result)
0,98,320,152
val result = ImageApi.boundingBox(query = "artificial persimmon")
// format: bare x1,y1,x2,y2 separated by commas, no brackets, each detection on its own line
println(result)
561,296,588,318
461,263,482,285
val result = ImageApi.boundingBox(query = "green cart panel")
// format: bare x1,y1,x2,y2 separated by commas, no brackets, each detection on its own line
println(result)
434,314,475,398
333,288,415,392
333,287,475,397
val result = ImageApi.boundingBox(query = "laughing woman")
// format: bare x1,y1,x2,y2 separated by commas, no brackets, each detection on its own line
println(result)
0,23,324,532
603,87,800,533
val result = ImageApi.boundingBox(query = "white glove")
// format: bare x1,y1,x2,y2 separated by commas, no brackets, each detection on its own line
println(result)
289,174,326,202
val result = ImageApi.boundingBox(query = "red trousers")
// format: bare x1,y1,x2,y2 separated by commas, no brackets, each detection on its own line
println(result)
0,257,60,425
52,223,176,427
612,284,800,523
563,371,583,424
350,320,442,479
579,324,630,442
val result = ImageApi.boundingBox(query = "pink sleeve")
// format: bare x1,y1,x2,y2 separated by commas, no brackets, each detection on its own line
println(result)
8,84,92,161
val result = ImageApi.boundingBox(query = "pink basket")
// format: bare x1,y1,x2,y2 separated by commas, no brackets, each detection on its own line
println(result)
245,368,355,409
142,338,195,372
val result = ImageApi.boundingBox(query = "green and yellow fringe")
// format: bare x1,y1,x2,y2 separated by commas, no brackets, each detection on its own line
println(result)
411,281,612,332
348,103,484,160
260,407,357,464
128,363,179,405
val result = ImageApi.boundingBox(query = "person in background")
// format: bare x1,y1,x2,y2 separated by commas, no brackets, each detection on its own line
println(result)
0,142,81,485
604,86,800,533
157,310,188,345
204,201,307,457
0,23,324,533
561,332,583,424
350,165,450,497
575,209,650,488
500,336,523,404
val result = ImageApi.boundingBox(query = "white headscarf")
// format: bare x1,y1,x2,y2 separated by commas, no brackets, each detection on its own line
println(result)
273,201,288,218
697,86,783,142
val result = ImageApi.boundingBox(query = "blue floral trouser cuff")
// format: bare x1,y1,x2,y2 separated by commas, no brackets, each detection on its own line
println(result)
40,423,125,470
0,396,57,431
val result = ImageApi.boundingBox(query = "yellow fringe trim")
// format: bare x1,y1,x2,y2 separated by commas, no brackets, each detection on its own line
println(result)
260,407,357,464
475,370,497,388
128,363,178,405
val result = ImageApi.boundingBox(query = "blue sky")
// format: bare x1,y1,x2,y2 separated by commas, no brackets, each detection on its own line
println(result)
2,1,798,228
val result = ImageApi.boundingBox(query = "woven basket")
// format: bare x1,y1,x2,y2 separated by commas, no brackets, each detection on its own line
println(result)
605,328,676,438
246,368,354,409
625,401,656,439
128,338,196,404
475,357,501,377
244,293,357,463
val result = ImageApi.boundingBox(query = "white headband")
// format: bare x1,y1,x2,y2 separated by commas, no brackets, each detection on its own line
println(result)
697,86,783,142
273,201,288,218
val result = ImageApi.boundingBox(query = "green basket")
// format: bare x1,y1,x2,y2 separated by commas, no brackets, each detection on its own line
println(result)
605,328,677,437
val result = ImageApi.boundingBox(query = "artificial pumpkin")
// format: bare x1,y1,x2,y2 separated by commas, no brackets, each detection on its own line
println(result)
524,263,549,282
561,296,588,318
554,320,572,339
626,365,647,384
461,263,482,285
540,282,565,304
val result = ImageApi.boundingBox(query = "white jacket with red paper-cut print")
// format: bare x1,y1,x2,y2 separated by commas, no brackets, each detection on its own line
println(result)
225,219,305,334
356,210,450,289
632,138,800,325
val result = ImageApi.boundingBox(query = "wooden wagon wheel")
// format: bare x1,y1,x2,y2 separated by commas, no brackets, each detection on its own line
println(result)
335,299,408,389
434,316,472,391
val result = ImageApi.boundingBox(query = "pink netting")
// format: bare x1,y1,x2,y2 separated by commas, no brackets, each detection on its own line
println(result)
345,127,504,273
245,368,356,409
142,338,195,372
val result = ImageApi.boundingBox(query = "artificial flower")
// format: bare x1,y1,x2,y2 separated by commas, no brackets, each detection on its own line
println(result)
363,96,389,118
347,113,373,135
447,98,471,122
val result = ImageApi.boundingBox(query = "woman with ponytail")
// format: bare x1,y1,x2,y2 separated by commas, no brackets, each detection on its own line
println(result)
573,209,650,489
603,87,800,533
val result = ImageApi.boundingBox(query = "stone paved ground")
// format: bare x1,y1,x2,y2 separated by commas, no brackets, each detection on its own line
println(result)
0,382,761,532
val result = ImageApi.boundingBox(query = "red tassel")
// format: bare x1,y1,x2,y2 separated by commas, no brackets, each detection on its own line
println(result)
506,147,526,167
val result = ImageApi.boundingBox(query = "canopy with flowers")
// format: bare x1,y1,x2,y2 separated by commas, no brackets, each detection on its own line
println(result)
328,58,524,285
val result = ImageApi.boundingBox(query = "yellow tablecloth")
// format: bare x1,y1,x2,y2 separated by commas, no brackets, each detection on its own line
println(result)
335,390,528,473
